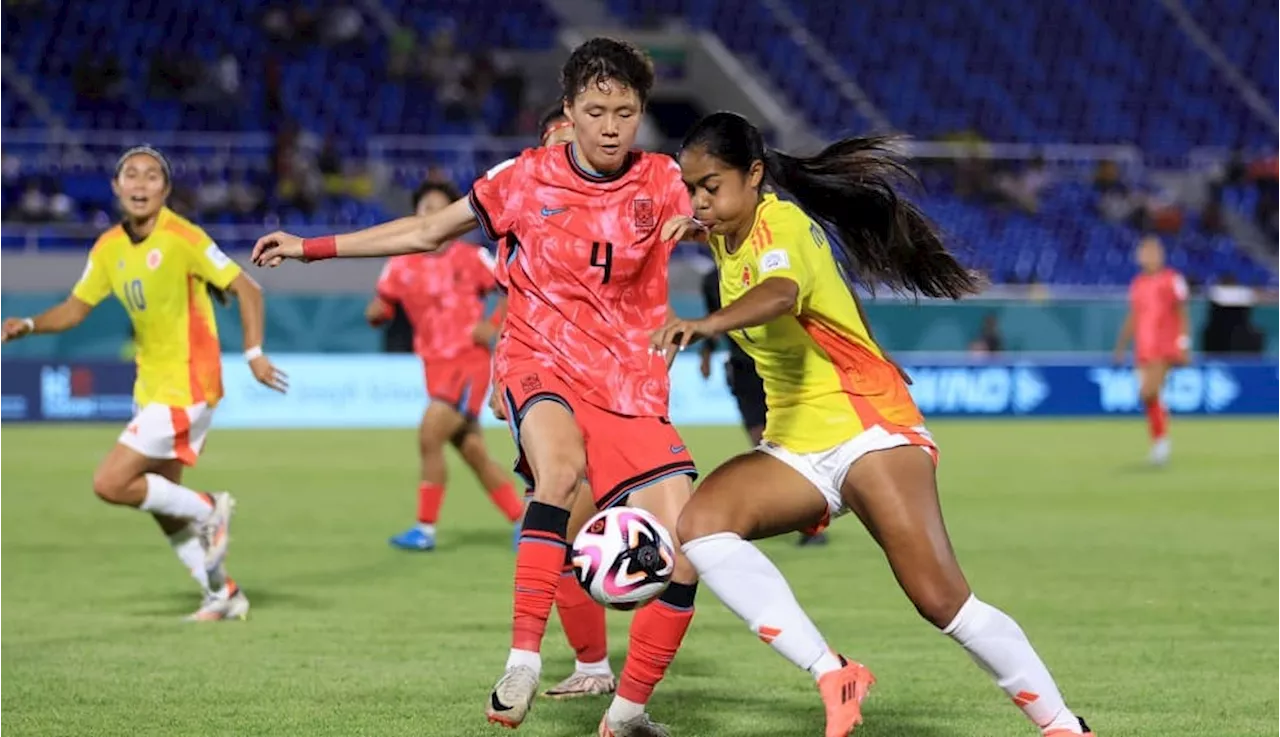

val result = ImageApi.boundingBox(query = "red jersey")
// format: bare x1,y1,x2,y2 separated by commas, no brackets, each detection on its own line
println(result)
1130,267,1188,360
468,144,692,417
375,241,498,363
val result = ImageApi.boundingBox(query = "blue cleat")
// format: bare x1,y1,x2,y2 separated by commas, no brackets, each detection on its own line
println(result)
389,526,436,551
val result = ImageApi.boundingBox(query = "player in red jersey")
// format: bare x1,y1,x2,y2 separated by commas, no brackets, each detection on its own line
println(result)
495,104,618,700
253,38,698,737
366,181,523,551
1113,236,1190,465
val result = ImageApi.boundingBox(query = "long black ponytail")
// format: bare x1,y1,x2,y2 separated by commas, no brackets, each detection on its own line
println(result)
681,112,980,299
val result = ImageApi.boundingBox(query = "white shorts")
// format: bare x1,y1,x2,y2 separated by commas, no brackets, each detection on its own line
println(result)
118,402,215,466
757,424,937,520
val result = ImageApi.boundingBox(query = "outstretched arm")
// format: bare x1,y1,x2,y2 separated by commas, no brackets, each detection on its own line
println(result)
252,198,480,266
2,296,94,342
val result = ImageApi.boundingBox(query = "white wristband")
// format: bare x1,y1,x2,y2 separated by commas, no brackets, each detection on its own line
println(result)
244,345,264,361
21,317,34,333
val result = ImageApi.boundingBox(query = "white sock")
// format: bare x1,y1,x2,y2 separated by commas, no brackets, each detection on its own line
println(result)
606,695,644,723
683,532,838,679
943,595,1081,732
505,648,541,673
576,657,613,677
167,527,210,593
416,522,436,536
139,474,213,522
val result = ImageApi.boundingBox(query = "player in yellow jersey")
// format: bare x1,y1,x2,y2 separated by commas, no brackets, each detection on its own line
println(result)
1,147,287,621
651,113,1095,737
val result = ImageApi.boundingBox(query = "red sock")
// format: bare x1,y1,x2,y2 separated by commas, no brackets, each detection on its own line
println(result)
1144,398,1167,440
556,565,608,663
512,501,571,652
616,582,696,704
417,482,444,524
487,482,525,523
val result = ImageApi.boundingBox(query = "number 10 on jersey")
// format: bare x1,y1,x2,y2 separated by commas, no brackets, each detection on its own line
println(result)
123,278,147,311
590,241,613,284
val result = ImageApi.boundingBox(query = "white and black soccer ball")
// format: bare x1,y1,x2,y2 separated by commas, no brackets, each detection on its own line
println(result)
571,507,675,611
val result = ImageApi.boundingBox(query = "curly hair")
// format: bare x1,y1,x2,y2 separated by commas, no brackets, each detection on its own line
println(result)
560,37,655,106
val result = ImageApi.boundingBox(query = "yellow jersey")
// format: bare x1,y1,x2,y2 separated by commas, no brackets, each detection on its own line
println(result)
709,193,922,453
72,208,241,408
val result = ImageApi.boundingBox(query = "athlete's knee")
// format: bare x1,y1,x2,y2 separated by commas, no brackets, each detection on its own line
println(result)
91,467,133,505
906,577,972,629
530,454,585,507
1139,384,1161,404
418,421,450,455
677,497,745,546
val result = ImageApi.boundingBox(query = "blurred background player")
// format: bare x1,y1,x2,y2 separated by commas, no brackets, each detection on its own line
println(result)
1113,235,1190,465
0,146,287,621
657,112,1093,737
496,103,618,699
366,181,524,551
252,38,702,737
699,265,828,547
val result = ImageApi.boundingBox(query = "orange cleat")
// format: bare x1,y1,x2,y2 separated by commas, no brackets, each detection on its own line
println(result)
817,656,875,737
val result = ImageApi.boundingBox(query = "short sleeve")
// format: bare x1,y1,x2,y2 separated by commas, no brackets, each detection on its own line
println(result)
71,247,112,306
752,213,815,313
188,237,242,290
375,259,401,303
468,154,524,240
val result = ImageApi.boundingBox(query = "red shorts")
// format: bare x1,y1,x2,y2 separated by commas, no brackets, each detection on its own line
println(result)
500,363,697,509
424,357,491,420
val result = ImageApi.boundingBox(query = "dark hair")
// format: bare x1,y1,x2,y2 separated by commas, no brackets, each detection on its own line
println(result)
681,112,980,300
560,37,654,107
538,103,569,134
411,180,461,211
115,145,172,185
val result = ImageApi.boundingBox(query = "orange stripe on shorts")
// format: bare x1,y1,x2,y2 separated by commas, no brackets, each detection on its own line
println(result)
169,406,197,466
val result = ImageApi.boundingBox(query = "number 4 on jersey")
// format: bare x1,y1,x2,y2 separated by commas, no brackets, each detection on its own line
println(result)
590,241,613,284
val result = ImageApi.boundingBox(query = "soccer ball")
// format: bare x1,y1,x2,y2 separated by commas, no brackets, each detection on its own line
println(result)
571,507,675,611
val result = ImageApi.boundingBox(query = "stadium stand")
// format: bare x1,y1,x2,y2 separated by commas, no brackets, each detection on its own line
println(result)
3,0,1275,286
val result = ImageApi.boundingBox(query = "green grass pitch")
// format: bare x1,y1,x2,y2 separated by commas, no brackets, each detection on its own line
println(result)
2,420,1276,736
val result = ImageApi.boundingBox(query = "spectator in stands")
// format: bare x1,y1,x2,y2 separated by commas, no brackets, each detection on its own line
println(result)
1249,153,1278,239
73,51,125,101
319,135,344,196
0,144,19,182
228,171,265,219
387,26,417,80
995,155,1051,214
14,179,47,222
320,0,364,47
213,47,241,105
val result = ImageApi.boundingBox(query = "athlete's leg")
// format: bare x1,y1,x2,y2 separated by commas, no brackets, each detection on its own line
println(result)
94,442,206,511
1138,361,1171,464
451,423,523,523
679,453,870,737
602,474,701,728
146,459,210,592
391,401,465,550
488,397,587,727
545,483,614,699
841,446,1088,735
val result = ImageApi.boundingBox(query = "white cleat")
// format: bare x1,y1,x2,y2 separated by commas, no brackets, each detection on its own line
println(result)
198,492,235,576
486,665,540,728
1149,437,1171,466
598,711,671,737
543,671,617,699
185,579,250,622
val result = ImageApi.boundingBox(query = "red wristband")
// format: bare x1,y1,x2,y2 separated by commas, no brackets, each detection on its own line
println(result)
301,235,338,261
